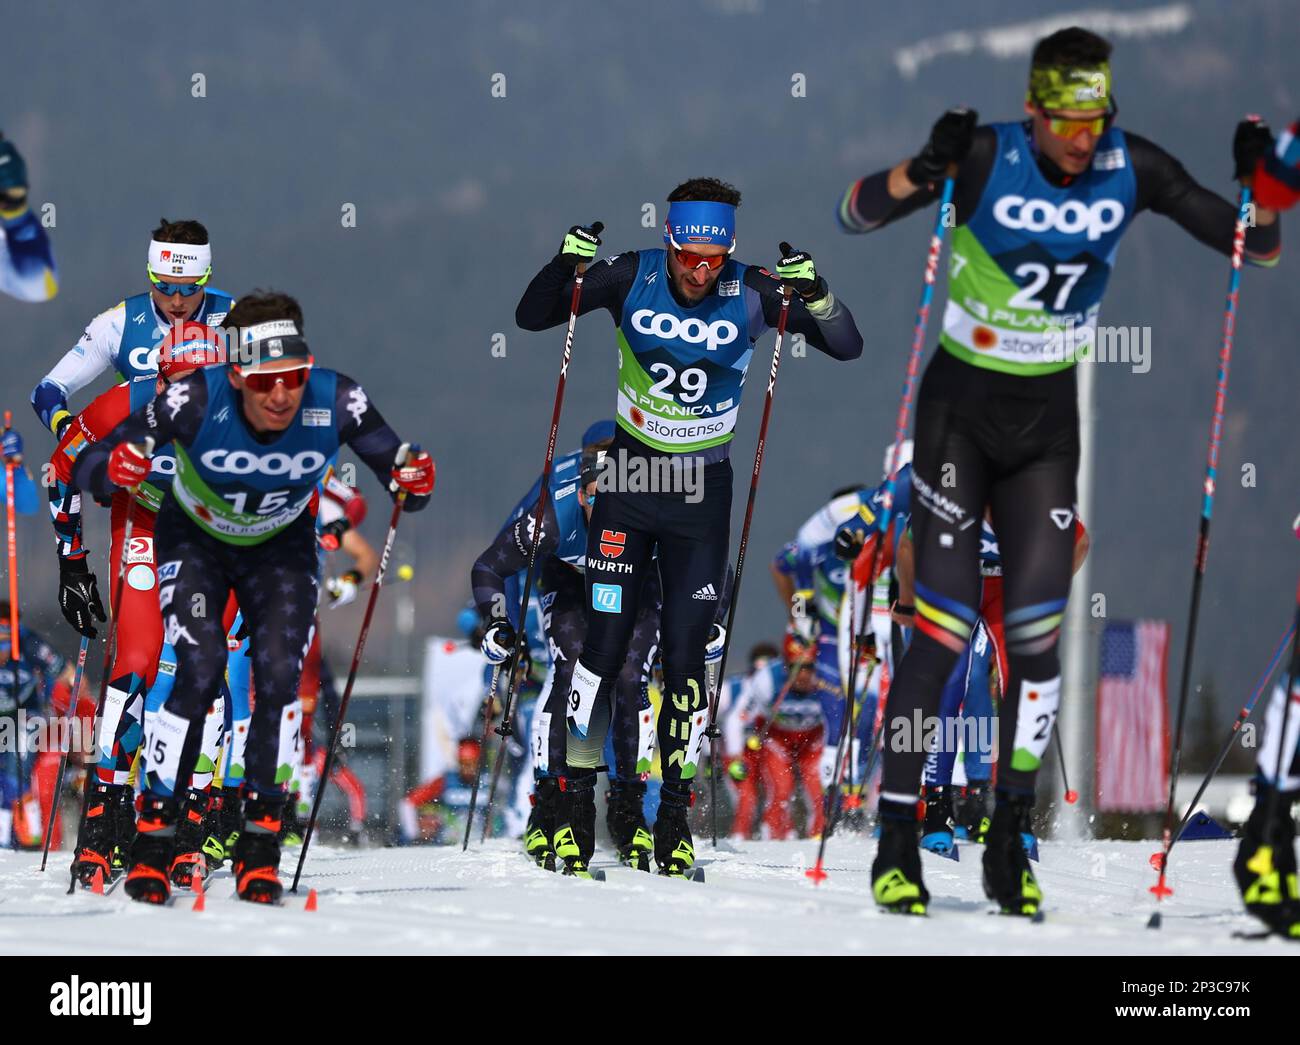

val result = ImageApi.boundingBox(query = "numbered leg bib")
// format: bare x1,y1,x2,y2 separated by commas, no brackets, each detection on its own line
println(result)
1010,676,1060,773
567,661,603,740
143,706,193,797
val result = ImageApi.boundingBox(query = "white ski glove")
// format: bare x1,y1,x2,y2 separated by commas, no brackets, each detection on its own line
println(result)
705,623,726,666
325,570,361,608
481,619,516,665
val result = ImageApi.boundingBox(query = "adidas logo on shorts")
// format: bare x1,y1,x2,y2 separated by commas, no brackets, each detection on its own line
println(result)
692,583,718,601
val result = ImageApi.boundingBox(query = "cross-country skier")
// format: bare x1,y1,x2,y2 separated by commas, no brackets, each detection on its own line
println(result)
47,321,229,884
0,131,57,303
719,641,779,839
1234,644,1300,938
281,472,379,846
31,218,232,438
70,291,434,904
729,635,830,839
1230,122,1300,940
0,604,69,847
837,26,1281,916
517,177,863,876
472,441,666,874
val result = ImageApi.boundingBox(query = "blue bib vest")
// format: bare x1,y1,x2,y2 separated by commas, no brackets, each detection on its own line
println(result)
615,250,756,453
171,367,340,545
941,122,1137,373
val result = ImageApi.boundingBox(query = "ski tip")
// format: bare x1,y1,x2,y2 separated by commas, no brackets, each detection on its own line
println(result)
689,868,706,884
91,867,105,896
1031,909,1046,924
591,869,607,882
1147,910,1163,930
1064,789,1079,804
305,888,319,911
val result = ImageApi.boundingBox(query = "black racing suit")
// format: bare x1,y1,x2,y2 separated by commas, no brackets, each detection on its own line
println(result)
841,124,1281,801
471,493,661,780
516,250,863,786
73,372,428,799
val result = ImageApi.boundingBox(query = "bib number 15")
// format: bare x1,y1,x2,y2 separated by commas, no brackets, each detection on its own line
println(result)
223,489,290,516
648,363,708,404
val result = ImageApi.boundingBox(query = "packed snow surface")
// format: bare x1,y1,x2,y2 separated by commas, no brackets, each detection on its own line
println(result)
0,837,1290,955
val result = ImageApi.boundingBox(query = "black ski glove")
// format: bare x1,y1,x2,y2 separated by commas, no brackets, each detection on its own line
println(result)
558,222,604,268
58,556,107,638
907,107,978,187
1233,116,1275,181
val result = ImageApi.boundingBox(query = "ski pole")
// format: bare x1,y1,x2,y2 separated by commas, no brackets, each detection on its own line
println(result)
1150,184,1252,904
1052,724,1078,805
808,176,954,884
1156,619,1295,863
461,659,506,850
66,436,152,893
481,655,524,843
293,482,408,892
477,226,601,843
4,411,23,850
706,274,794,848
833,524,895,821
41,634,90,870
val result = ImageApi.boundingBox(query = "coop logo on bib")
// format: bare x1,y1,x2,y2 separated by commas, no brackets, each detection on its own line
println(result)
200,448,326,481
992,195,1125,242
126,344,161,373
631,310,737,352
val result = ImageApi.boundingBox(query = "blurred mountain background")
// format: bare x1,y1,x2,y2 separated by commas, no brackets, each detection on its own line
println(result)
2,0,1296,771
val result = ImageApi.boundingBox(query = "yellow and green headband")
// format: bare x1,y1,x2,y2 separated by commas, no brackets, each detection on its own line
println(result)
1027,62,1112,112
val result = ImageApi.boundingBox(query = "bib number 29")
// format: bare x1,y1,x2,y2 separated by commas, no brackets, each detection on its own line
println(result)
647,363,707,404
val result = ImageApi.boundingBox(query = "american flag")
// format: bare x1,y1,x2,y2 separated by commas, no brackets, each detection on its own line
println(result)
1095,620,1170,812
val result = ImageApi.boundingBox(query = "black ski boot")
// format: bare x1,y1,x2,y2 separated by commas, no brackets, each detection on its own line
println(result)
653,782,695,878
954,781,991,842
71,782,121,887
920,785,955,855
982,791,1042,917
124,794,178,905
552,770,598,879
607,779,652,871
216,784,243,864
871,798,929,914
169,787,209,888
200,789,228,869
111,783,137,877
1233,782,1300,939
278,793,305,847
524,777,559,871
233,792,285,904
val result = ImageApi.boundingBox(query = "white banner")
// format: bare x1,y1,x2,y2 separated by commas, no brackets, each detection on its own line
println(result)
420,638,489,781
